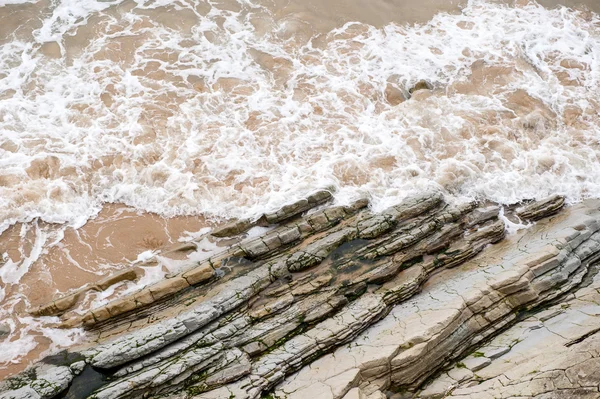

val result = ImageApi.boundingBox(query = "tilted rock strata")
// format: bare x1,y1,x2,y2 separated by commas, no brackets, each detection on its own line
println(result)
272,200,600,399
417,251,600,398
3,194,599,399
27,189,337,322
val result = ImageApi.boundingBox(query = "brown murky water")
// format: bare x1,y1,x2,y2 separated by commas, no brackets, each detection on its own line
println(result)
0,205,205,378
1,0,600,378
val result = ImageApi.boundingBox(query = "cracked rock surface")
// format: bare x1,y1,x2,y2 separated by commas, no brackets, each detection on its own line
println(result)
416,223,600,398
2,193,600,399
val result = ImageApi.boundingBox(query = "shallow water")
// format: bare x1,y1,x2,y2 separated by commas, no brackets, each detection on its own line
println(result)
0,0,600,378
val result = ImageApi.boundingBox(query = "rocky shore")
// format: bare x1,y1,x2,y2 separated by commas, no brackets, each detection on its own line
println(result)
1,191,599,399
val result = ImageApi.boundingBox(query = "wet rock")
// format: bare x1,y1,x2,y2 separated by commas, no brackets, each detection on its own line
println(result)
516,194,565,221
0,323,10,339
162,241,197,254
408,80,433,94
211,218,254,238
262,190,333,225
3,194,599,399
384,83,407,106
147,276,190,300
465,205,499,227
0,364,74,399
211,190,333,238
287,230,355,272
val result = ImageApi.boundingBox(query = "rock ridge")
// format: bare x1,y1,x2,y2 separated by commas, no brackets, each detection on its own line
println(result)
2,193,599,399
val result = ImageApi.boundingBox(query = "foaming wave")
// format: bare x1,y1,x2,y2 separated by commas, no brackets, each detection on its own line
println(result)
1,0,599,233
0,295,84,367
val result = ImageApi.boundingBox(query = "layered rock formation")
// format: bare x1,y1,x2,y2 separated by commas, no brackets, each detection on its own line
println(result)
1,191,599,399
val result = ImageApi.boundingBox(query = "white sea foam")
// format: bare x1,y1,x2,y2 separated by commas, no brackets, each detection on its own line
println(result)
0,0,38,6
1,0,599,237
0,223,46,284
498,206,532,235
0,293,85,366
1,0,600,374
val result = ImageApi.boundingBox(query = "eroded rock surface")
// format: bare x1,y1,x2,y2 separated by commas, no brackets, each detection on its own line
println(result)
3,193,600,399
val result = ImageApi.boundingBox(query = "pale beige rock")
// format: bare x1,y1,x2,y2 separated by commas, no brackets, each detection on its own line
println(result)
343,387,367,399
133,288,156,306
275,201,600,399
419,373,456,398
461,356,491,372
516,195,565,221
447,367,473,382
366,391,387,399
